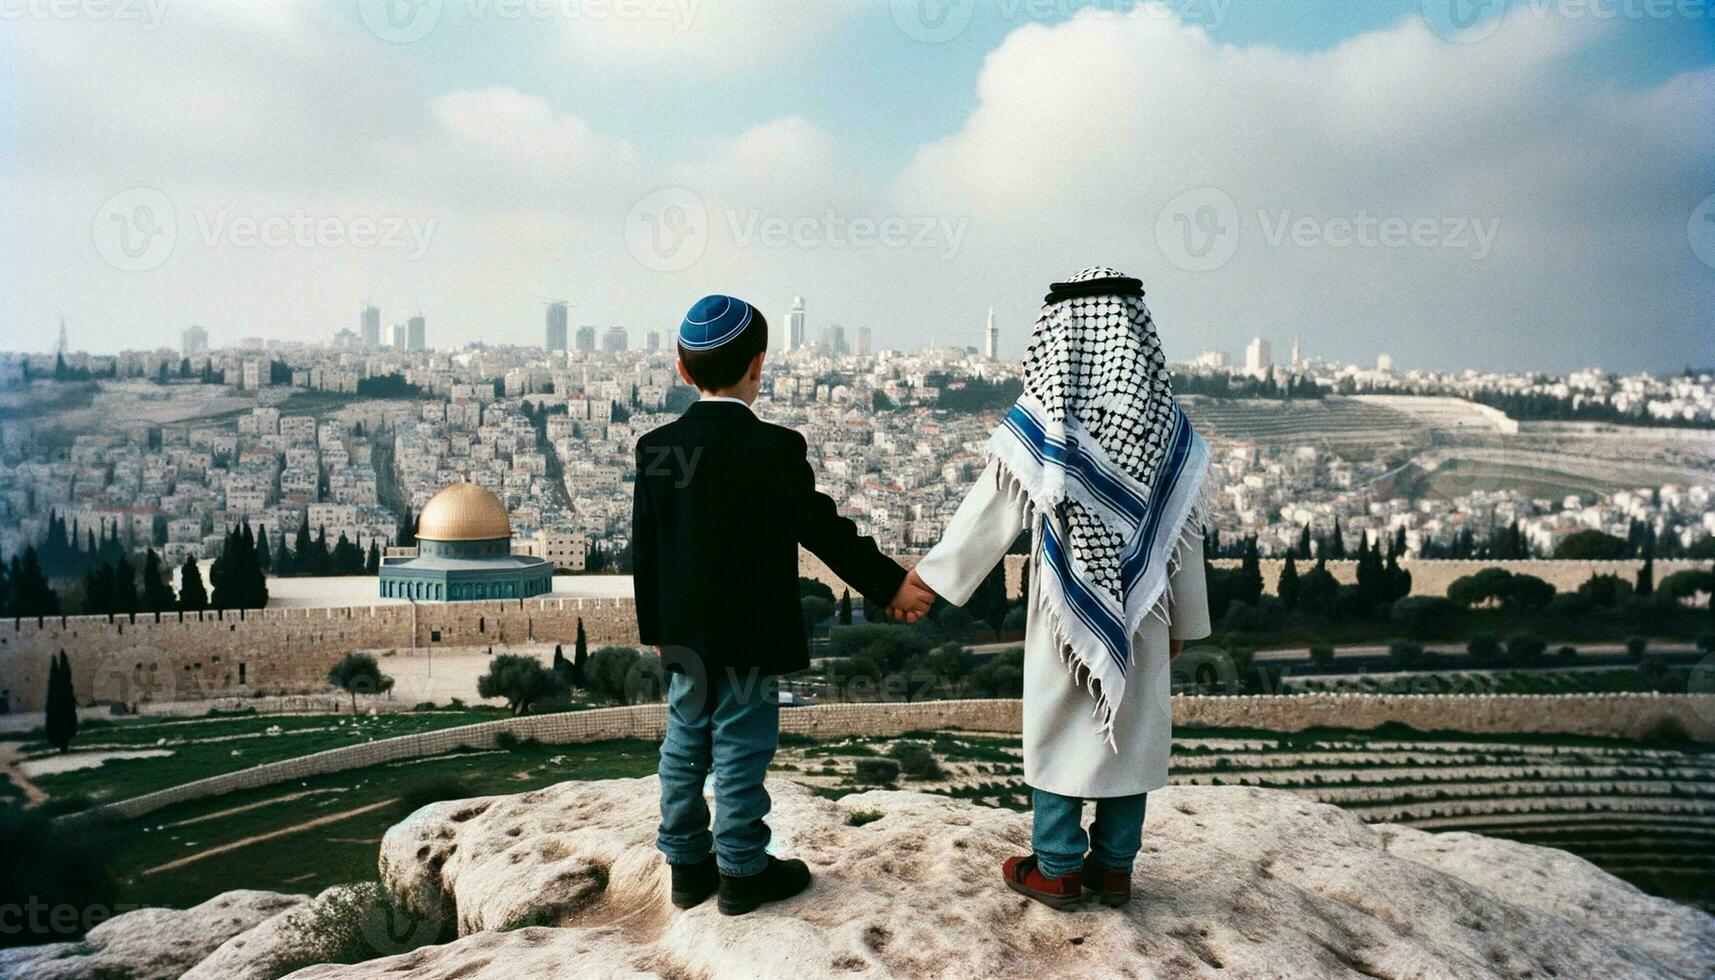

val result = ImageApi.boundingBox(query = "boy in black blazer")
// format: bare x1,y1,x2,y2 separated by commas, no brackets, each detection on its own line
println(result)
634,294,933,915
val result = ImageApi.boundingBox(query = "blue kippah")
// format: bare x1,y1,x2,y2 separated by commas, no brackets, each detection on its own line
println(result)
678,294,755,351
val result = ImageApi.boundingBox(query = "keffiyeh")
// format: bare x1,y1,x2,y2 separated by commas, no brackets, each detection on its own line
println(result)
985,266,1211,745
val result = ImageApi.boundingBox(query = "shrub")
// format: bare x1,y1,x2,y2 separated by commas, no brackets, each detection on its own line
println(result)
853,758,900,785
1505,633,1547,661
0,803,116,947
1307,644,1336,668
887,743,943,779
1387,640,1424,665
1466,633,1502,663
846,810,885,827
1389,596,1458,639
1555,645,1578,659
495,730,541,752
395,777,472,817
1625,636,1648,662
1639,717,1693,748
476,654,567,715
583,647,643,705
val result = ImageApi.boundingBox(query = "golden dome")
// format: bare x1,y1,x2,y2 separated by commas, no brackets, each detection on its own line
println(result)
416,481,512,542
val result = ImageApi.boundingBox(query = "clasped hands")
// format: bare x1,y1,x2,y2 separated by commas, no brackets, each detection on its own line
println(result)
886,568,937,623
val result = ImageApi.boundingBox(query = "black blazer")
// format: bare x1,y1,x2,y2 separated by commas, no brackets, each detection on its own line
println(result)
632,400,906,676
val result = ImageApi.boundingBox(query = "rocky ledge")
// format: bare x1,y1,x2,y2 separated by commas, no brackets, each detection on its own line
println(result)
8,780,1713,979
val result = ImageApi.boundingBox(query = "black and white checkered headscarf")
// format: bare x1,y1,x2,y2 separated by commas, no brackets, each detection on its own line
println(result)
1024,266,1179,601
985,266,1209,744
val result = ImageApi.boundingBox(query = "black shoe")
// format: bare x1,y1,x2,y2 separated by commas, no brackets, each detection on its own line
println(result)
717,856,812,916
670,854,719,909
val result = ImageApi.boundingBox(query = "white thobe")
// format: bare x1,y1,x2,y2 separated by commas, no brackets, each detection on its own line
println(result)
914,461,1211,798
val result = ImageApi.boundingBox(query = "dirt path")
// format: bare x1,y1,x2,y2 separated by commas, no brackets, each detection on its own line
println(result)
139,797,398,876
0,742,49,807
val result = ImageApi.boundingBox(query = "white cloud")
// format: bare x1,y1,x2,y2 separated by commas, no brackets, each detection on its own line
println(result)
890,5,1714,370
556,0,862,69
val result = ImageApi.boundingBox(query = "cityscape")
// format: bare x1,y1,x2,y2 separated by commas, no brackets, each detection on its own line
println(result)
3,302,1710,602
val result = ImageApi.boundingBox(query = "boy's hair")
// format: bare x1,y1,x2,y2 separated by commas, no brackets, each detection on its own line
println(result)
677,310,768,391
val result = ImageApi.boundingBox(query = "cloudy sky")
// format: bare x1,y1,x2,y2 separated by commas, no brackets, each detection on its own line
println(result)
1,0,1710,371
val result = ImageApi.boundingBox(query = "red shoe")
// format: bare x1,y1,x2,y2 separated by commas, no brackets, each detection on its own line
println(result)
1002,855,1083,910
1081,855,1131,907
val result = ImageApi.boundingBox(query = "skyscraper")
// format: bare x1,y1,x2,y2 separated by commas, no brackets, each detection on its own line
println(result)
1289,334,1302,370
645,330,661,352
854,325,872,357
545,301,569,351
821,323,847,356
181,324,209,355
602,325,628,353
786,296,806,352
361,305,381,348
575,326,597,353
983,306,998,359
1244,336,1271,377
391,322,407,349
407,316,426,351
1376,353,1394,372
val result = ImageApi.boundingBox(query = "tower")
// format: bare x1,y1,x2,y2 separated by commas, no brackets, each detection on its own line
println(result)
1244,336,1271,377
361,305,381,348
1290,334,1301,370
56,317,68,357
787,296,806,352
545,301,569,351
407,315,426,351
983,306,998,359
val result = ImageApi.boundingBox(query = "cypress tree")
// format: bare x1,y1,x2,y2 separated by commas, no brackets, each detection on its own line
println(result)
366,540,381,575
44,651,78,752
142,549,177,613
256,527,272,573
572,618,588,689
1239,536,1264,605
112,555,139,615
12,547,61,617
1297,524,1313,559
1278,552,1300,609
178,555,208,611
838,588,853,626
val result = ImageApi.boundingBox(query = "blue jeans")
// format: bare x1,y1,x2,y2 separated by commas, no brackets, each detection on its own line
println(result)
1031,787,1149,879
657,669,780,877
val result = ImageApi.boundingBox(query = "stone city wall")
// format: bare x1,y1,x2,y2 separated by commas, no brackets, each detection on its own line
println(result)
2,559,1704,713
0,597,638,713
61,693,1713,825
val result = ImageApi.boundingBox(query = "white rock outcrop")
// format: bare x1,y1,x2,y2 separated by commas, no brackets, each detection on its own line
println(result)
0,889,306,980
290,778,1711,979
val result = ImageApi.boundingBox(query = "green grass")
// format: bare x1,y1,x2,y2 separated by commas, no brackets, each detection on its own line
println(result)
101,739,660,909
21,711,507,806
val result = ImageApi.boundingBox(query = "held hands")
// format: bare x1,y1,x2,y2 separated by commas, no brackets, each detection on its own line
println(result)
887,569,937,623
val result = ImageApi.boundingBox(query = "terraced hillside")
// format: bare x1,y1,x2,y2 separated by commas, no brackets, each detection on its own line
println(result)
1181,395,1428,449
775,725,1715,911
